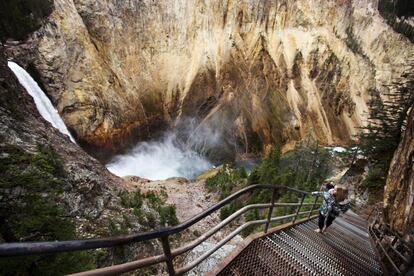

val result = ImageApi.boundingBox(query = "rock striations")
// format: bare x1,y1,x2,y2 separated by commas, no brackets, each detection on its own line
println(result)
7,0,414,161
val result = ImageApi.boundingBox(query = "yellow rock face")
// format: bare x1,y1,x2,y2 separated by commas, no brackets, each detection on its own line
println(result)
26,0,414,160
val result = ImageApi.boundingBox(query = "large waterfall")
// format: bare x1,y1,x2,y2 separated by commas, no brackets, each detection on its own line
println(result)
107,133,213,180
8,61,76,143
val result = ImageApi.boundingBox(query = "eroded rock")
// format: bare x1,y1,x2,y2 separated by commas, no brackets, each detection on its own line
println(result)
7,0,414,161
384,107,414,235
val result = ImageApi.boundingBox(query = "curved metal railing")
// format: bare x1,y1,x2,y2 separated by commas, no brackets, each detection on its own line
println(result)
0,184,321,275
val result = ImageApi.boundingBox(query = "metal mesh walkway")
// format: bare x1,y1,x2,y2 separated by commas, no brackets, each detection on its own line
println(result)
217,211,382,276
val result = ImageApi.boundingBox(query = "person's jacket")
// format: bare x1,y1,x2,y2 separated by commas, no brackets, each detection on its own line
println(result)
311,189,350,217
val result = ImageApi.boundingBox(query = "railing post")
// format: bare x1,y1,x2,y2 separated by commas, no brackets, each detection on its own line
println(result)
292,194,306,224
281,205,288,224
308,195,319,218
161,235,175,276
264,188,278,233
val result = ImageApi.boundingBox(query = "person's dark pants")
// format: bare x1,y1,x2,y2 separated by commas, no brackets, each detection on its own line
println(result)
318,212,335,230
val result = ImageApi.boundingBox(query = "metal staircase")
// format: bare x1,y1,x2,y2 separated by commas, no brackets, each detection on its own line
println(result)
215,211,383,276
0,184,386,275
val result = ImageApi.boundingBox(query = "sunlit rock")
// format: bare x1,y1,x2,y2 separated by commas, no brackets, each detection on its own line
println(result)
10,0,414,161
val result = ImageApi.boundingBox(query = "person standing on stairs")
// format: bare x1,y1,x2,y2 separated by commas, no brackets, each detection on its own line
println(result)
312,185,350,233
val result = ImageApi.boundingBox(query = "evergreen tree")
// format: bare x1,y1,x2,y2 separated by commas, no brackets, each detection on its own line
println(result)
279,137,332,191
257,146,281,184
358,68,414,191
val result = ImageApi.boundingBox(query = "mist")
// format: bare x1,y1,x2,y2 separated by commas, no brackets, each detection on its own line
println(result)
106,133,213,180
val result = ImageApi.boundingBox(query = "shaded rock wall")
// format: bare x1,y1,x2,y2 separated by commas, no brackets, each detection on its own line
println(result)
383,107,414,234
8,0,414,161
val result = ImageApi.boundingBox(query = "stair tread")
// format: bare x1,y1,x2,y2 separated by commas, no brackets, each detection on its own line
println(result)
217,213,382,276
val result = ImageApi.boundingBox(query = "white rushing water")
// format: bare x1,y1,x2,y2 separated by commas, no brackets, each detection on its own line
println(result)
8,61,76,143
107,134,213,180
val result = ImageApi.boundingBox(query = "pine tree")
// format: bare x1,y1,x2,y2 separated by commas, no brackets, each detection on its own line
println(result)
359,67,414,190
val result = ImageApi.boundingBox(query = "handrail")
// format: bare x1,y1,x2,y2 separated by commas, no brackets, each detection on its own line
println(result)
69,204,275,276
177,211,311,275
68,209,313,276
0,184,310,257
368,207,414,274
172,202,315,257
370,225,402,274
0,184,318,275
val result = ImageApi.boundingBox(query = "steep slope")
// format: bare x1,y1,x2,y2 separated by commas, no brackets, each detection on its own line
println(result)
7,0,414,162
0,46,123,227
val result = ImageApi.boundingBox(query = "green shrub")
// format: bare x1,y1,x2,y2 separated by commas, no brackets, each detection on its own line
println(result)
159,205,179,227
247,166,261,184
145,190,178,227
207,142,331,240
205,165,248,199
120,189,144,209
238,166,248,179
220,199,242,220
119,189,179,230
145,190,166,208
248,189,273,204
241,209,261,237
108,218,132,262
277,142,332,191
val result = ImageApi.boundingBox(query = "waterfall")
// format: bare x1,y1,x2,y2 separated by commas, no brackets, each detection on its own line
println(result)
107,133,213,180
8,61,76,143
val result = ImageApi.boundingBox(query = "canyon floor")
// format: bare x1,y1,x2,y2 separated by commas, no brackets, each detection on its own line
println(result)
123,175,229,242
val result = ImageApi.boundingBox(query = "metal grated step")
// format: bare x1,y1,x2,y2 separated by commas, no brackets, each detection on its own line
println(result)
217,212,382,276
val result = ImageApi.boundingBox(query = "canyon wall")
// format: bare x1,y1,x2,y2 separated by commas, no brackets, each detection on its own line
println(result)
383,107,414,235
8,0,414,161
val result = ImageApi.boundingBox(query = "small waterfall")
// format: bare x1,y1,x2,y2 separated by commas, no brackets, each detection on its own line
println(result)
8,61,76,143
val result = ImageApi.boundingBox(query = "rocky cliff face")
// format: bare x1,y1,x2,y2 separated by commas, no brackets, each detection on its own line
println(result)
7,0,414,161
383,107,414,235
0,45,123,235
